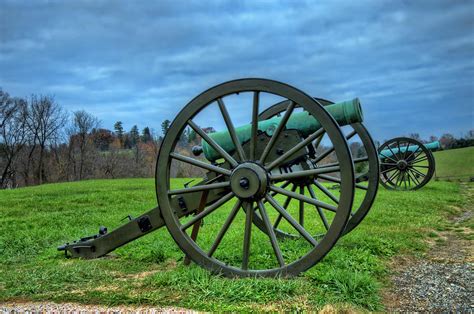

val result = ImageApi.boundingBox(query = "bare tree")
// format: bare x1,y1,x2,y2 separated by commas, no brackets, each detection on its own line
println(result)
0,94,28,188
408,133,422,142
467,129,474,140
439,133,455,149
26,95,67,184
429,135,438,142
0,89,18,129
69,110,100,180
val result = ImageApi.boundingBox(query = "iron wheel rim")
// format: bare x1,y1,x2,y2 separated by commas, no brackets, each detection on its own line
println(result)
155,78,355,277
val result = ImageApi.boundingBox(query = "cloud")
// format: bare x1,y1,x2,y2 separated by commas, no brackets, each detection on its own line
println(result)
0,0,472,140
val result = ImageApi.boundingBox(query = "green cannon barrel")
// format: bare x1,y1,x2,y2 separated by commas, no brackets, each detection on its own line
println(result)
202,98,363,161
379,141,440,159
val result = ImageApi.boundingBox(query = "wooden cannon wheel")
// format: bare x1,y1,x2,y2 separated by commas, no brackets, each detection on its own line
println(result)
155,78,355,277
378,137,435,190
250,98,379,238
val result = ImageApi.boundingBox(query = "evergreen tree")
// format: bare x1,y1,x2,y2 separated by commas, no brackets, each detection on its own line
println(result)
142,127,152,143
161,119,171,137
114,121,124,147
130,125,140,147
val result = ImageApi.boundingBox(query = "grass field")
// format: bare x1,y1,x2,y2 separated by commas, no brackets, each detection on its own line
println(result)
0,177,467,311
433,146,474,181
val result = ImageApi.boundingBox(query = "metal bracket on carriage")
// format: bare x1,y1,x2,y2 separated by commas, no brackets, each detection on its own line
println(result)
57,226,108,257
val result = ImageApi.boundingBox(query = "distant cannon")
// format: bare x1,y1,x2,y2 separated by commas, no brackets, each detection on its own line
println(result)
378,137,439,190
58,78,380,278
379,140,440,160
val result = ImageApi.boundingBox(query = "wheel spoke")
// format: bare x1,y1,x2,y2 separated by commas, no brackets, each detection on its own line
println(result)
307,184,329,230
386,169,400,184
299,185,305,227
217,98,246,161
254,180,291,222
270,185,337,212
266,194,318,246
170,153,231,176
396,171,403,187
267,128,325,170
273,184,297,229
410,149,425,163
183,190,210,265
188,120,238,167
354,156,369,163
312,179,339,204
308,129,356,164
386,145,400,161
208,199,242,257
318,156,369,169
405,145,421,161
250,91,259,160
242,201,253,270
168,181,230,195
393,171,403,187
407,169,420,185
312,130,355,164
406,169,412,187
355,172,368,182
396,140,403,161
410,167,426,178
313,147,334,164
403,142,411,160
180,191,234,230
259,101,296,164
316,174,368,190
257,201,285,267
313,131,325,150
380,165,398,174
270,166,340,182
379,152,398,164
412,155,429,164
345,130,357,141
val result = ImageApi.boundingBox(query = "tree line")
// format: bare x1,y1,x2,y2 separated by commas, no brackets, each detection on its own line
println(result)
403,132,474,150
1,88,473,189
0,89,202,189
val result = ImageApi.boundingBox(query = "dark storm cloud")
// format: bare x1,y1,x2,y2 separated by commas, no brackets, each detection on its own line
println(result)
1,0,473,140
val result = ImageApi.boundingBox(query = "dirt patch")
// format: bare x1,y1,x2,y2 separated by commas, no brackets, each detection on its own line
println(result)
383,183,474,312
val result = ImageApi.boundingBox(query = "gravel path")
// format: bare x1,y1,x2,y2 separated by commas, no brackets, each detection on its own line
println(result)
384,183,474,312
1,302,196,313
389,261,473,312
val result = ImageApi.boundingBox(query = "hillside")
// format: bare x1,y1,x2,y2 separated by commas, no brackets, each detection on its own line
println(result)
433,146,474,181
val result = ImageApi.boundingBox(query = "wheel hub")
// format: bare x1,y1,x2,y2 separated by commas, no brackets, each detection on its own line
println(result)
230,162,268,199
397,160,408,170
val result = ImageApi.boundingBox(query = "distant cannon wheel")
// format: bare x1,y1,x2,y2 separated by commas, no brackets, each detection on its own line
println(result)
156,78,355,277
250,98,379,237
378,137,435,190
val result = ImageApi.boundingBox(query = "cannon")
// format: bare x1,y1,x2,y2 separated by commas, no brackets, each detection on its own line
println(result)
58,78,380,277
378,137,439,190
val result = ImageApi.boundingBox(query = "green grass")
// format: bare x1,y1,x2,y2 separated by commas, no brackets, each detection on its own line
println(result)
433,146,474,181
0,178,467,311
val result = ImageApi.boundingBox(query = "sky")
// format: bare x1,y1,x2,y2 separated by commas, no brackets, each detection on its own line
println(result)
1,0,473,142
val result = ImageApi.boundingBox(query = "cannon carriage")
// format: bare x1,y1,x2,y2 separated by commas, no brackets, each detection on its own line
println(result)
59,78,381,277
